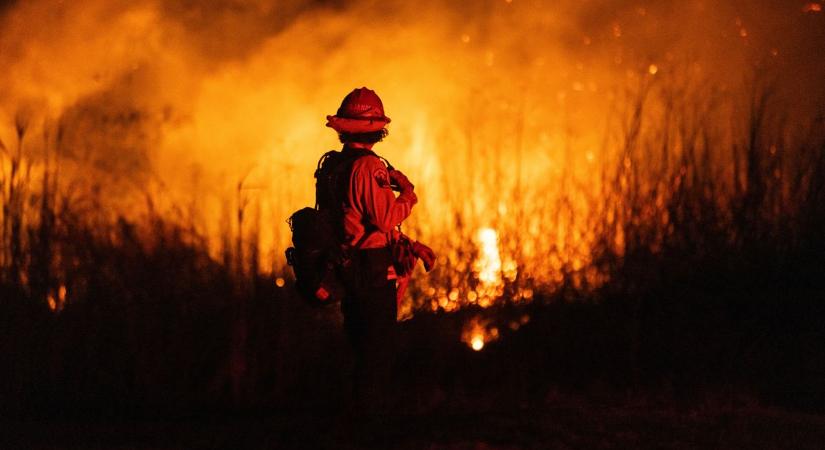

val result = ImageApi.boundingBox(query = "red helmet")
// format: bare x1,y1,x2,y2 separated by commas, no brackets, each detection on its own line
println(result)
326,87,391,133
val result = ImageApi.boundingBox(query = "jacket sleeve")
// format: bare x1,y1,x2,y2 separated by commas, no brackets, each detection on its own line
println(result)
349,156,417,233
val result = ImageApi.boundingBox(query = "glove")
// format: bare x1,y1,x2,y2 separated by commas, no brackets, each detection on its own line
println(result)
412,241,436,272
389,169,414,193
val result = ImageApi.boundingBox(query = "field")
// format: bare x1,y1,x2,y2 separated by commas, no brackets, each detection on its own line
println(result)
2,1,825,448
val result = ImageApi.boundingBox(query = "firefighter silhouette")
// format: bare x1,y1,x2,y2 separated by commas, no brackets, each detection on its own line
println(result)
322,87,435,412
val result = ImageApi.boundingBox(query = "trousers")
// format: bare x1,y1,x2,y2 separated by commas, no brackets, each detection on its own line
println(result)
341,247,397,411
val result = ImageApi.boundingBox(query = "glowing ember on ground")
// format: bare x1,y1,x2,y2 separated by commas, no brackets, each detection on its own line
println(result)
803,2,822,13
462,316,498,351
471,335,484,351
47,285,67,312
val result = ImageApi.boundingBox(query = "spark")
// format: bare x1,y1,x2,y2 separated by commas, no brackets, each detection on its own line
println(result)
275,277,285,287
648,64,658,75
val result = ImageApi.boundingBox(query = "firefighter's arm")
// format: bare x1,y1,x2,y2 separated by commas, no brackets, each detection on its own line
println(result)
351,156,417,233
392,229,437,272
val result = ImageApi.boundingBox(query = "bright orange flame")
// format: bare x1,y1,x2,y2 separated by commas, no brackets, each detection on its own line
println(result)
476,228,501,284
0,0,822,319
473,227,504,303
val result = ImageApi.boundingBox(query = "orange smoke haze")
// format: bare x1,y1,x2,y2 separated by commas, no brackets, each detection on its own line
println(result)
1,0,823,312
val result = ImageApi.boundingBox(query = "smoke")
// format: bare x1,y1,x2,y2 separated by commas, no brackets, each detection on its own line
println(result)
0,0,823,270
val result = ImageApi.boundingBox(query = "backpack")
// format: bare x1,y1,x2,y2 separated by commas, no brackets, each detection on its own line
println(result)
285,149,379,305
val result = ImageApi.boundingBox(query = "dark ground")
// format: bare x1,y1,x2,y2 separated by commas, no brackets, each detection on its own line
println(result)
3,399,825,449
3,281,825,449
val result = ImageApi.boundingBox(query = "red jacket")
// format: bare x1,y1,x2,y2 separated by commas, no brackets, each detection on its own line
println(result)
343,152,417,254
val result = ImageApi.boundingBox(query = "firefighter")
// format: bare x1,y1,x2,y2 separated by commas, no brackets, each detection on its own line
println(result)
324,87,435,413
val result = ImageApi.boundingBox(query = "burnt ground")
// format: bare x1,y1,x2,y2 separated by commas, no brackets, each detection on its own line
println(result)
3,400,825,450
4,251,825,449
4,294,825,450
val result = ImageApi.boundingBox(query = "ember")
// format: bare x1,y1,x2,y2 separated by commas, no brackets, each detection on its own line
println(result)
462,316,499,351
803,2,822,13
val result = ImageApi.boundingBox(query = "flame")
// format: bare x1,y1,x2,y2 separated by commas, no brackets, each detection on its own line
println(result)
473,227,504,304
475,228,501,285
0,0,823,317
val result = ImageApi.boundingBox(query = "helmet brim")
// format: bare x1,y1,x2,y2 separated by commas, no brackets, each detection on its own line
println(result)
326,115,391,133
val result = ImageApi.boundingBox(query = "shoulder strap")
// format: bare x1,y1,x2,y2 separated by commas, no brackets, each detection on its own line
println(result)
377,156,394,171
351,227,373,250
314,150,339,209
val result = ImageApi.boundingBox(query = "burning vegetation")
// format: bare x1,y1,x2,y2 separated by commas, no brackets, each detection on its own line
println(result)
1,0,825,417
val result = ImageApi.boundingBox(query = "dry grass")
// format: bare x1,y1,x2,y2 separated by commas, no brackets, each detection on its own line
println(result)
1,69,824,416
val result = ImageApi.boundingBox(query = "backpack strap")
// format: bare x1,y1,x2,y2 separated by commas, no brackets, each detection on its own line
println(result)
314,150,340,209
377,156,394,171
351,226,374,250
